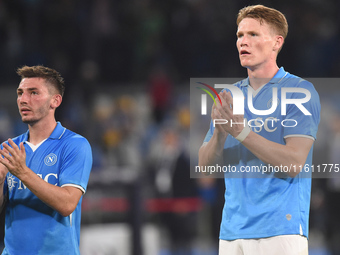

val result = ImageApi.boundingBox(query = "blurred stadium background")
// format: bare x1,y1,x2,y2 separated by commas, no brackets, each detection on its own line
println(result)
0,0,339,254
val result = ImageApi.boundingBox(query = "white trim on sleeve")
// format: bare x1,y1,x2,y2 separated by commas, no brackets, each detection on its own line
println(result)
284,134,315,141
61,184,85,194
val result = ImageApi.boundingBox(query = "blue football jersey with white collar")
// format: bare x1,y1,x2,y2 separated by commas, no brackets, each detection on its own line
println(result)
204,67,320,240
2,122,92,255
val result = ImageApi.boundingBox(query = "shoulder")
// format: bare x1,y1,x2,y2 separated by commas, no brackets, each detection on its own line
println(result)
280,72,319,99
234,79,247,88
60,129,92,151
282,72,316,90
57,130,92,163
9,133,27,145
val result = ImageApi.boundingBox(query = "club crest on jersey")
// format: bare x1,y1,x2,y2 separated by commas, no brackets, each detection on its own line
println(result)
44,153,57,166
267,98,280,109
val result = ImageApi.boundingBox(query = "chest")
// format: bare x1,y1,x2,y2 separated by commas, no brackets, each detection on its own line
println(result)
6,141,64,197
25,142,63,177
241,86,283,135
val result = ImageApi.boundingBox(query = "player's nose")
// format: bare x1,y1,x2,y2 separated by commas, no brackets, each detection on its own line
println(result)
240,36,249,47
18,92,29,104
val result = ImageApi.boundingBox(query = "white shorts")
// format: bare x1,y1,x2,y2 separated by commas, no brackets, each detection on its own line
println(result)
219,235,308,255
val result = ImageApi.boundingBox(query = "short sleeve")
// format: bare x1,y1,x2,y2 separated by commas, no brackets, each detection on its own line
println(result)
203,120,215,143
283,80,321,140
59,136,92,193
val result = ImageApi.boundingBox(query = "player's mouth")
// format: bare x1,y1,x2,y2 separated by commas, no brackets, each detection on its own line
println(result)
240,50,251,56
20,108,32,114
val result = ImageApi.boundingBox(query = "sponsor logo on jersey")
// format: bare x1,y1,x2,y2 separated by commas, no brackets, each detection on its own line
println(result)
7,174,17,191
7,172,59,192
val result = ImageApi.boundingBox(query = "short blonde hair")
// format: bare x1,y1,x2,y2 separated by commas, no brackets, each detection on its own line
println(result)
237,5,288,40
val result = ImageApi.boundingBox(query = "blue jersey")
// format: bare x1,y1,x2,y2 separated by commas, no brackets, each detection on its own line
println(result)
203,67,320,240
2,122,92,255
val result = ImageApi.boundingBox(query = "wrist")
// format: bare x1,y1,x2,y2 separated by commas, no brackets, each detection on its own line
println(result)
214,130,229,148
235,125,251,143
214,126,228,138
15,167,31,182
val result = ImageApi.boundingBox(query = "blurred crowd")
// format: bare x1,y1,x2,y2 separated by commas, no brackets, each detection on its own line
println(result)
1,0,340,85
0,0,340,254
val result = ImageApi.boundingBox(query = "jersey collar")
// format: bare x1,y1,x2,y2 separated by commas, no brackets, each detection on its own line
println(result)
23,122,66,142
240,67,288,87
49,122,66,140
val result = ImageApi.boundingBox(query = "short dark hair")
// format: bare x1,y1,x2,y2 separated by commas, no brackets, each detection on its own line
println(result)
16,65,65,96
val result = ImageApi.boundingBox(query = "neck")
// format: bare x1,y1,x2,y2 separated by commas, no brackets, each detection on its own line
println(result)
27,119,57,145
247,63,279,90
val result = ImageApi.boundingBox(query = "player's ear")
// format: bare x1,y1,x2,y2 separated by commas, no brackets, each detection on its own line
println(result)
273,35,284,52
50,94,62,109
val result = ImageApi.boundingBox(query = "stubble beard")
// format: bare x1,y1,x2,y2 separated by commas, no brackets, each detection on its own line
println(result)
21,115,39,126
21,106,49,126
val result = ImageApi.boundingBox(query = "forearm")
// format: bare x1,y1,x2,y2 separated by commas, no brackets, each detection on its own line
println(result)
18,168,79,217
0,181,5,212
199,130,228,167
241,131,311,177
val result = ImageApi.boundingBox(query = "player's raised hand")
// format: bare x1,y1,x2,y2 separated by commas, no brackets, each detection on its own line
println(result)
212,103,225,134
211,93,229,139
217,90,246,138
0,139,27,179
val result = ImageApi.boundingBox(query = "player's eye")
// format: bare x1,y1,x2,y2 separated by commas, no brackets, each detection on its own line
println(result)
31,91,38,95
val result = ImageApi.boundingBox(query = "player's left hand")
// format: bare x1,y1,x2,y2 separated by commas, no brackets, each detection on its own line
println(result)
215,90,246,138
0,139,28,178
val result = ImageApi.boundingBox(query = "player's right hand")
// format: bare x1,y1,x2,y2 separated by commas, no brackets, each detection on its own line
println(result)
211,92,229,139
